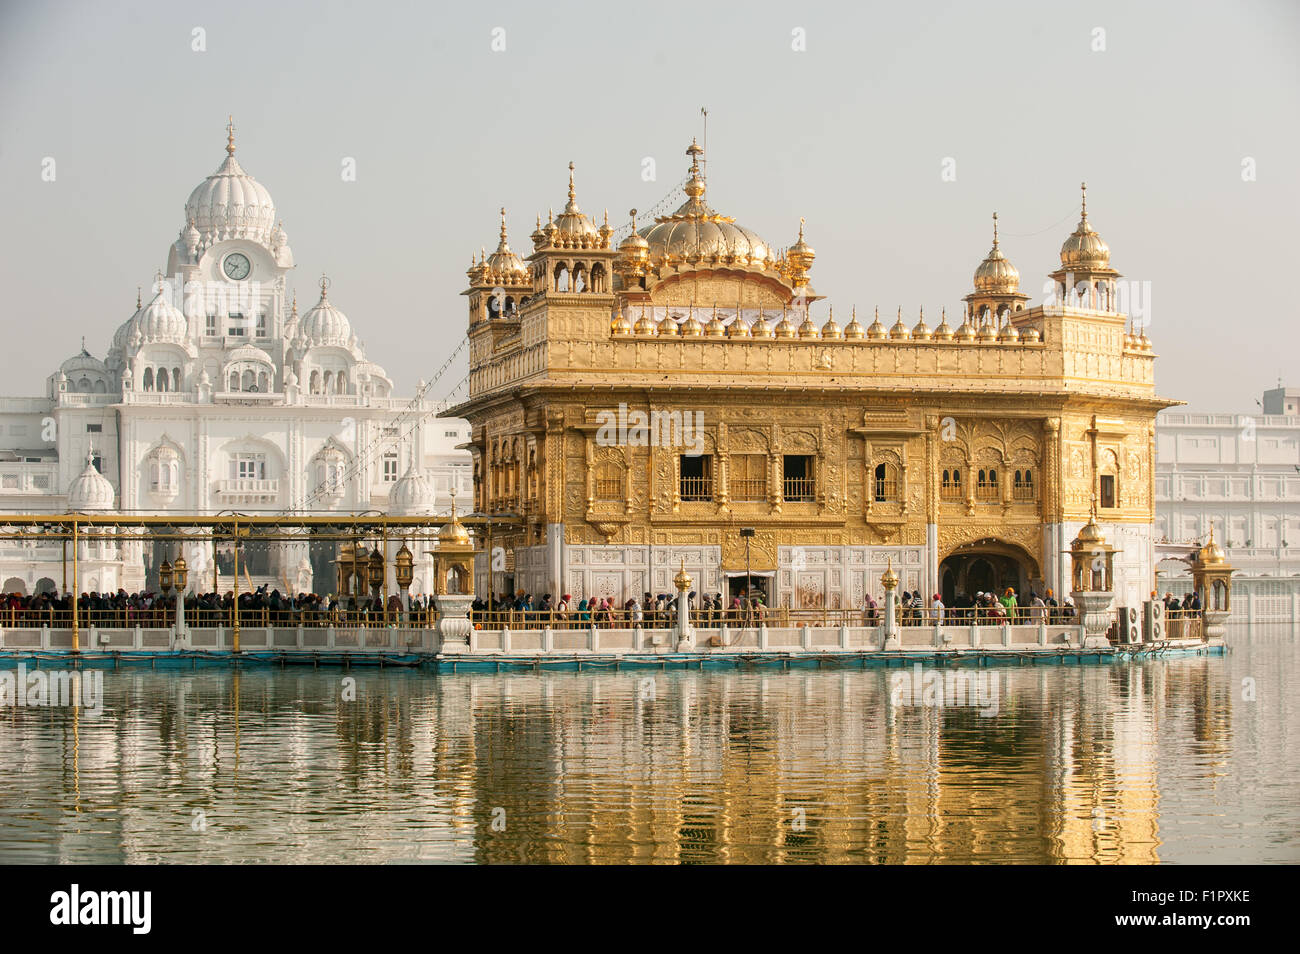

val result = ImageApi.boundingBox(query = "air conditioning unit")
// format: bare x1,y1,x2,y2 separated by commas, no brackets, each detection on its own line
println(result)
1143,599,1165,642
1117,605,1141,644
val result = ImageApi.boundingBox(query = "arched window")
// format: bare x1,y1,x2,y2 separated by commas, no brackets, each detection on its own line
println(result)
157,368,169,392
172,366,182,389
309,370,320,394
1013,468,1035,501
554,264,569,292
873,462,898,502
594,461,622,500
323,370,334,394
257,371,268,392
142,367,154,391
337,371,348,394
228,371,239,391
941,467,962,501
977,467,998,500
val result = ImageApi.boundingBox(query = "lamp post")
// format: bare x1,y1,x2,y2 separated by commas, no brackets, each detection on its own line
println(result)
740,527,755,620
881,557,901,650
395,541,414,622
174,554,188,646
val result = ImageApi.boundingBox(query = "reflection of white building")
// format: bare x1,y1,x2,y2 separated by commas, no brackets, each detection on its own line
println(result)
0,123,470,598
1155,386,1300,625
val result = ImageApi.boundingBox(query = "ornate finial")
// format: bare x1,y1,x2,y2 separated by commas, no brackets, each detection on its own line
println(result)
629,208,638,230
567,161,576,204
499,207,508,242
798,216,806,240
319,273,330,299
81,335,86,353
136,286,142,309
226,115,236,156
1080,181,1088,218
992,211,999,247
291,290,298,315
154,269,165,293
602,208,609,228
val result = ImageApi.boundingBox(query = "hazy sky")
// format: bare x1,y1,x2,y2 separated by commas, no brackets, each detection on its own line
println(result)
1,0,1296,413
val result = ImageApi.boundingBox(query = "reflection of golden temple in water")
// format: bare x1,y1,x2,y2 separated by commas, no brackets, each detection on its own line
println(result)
1,661,1239,864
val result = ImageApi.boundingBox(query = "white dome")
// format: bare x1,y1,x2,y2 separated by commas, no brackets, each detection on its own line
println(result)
184,130,276,247
388,461,438,516
67,451,115,511
61,347,106,377
301,283,352,347
136,290,188,343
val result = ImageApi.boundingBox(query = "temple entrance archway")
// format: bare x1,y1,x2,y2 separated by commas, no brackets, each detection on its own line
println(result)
939,538,1041,604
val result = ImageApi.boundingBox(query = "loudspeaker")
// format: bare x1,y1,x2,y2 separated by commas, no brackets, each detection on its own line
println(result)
1143,599,1165,642
1117,605,1141,644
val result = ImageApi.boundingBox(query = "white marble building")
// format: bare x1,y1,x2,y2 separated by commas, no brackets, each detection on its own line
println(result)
1155,385,1300,625
0,123,470,598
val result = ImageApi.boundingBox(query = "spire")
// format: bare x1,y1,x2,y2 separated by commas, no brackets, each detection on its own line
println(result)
991,211,999,249
319,273,330,301
497,207,511,251
1080,181,1088,220
136,286,142,309
226,115,236,156
565,161,578,212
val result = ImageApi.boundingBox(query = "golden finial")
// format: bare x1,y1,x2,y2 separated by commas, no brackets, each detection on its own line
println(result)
798,216,806,241
603,208,609,227
319,273,330,298
135,286,141,309
499,207,508,242
629,208,638,231
291,290,298,315
1080,181,1088,218
226,115,236,156
567,161,576,204
992,211,999,248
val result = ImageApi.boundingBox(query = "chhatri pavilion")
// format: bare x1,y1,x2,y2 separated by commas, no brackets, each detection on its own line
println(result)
447,140,1174,610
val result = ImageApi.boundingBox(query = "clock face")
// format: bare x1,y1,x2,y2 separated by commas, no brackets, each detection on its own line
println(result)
223,253,251,281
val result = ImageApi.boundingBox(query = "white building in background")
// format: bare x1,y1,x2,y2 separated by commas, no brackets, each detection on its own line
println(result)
1155,385,1300,625
0,123,470,598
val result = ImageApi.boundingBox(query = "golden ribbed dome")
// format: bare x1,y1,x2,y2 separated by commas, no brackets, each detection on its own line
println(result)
973,212,1020,293
797,310,819,338
933,308,954,341
705,307,727,336
657,313,681,336
485,208,528,283
611,306,632,336
637,141,774,270
821,306,843,339
956,313,977,341
866,307,887,340
1072,517,1105,548
438,495,471,547
1022,326,1041,343
552,163,601,246
1196,527,1226,565
774,310,797,339
843,307,865,339
633,308,657,336
912,308,932,340
976,317,997,342
680,309,704,336
726,312,751,337
750,310,775,338
997,321,1020,342
1138,330,1152,351
1060,183,1111,269
889,307,911,340
617,211,651,269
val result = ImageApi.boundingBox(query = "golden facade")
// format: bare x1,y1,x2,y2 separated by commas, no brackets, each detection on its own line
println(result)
448,143,1175,608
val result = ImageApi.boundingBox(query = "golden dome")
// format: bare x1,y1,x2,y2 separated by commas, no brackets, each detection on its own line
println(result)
973,212,1020,293
1072,517,1106,548
1022,326,1041,343
956,313,977,341
1138,329,1152,351
552,162,601,247
997,321,1020,342
726,311,751,338
633,307,657,336
912,307,932,340
866,307,887,340
881,557,899,589
617,211,650,269
705,307,727,337
820,306,843,339
786,217,815,276
774,310,797,339
611,306,632,336
1060,182,1111,269
485,208,528,283
843,307,865,339
933,308,954,341
438,495,471,547
976,316,997,342
680,309,704,336
750,309,775,338
889,307,910,340
637,141,774,270
1196,527,1227,566
797,309,819,338
657,313,681,336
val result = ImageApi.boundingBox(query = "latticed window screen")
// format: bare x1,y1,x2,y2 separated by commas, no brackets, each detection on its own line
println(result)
731,454,767,501
680,455,712,501
941,468,962,500
784,455,815,501
595,463,622,500
1013,468,1035,500
874,462,898,501
976,467,999,500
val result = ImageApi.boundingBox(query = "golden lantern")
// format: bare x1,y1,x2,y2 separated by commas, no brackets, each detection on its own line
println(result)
368,546,385,595
394,542,414,590
173,555,188,591
158,559,173,592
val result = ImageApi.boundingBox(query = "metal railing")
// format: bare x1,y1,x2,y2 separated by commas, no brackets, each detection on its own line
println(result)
0,605,440,630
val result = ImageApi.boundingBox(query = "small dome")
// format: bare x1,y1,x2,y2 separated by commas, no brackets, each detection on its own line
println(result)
680,311,704,337
438,495,472,547
1060,183,1111,269
611,307,632,336
1072,517,1106,548
912,308,932,341
389,460,438,516
705,308,727,337
797,311,819,338
997,321,1020,342
657,314,681,336
973,213,1020,293
61,344,107,377
552,163,599,245
843,308,865,340
184,122,276,247
933,309,954,341
1195,528,1226,566
866,308,887,340
956,315,977,341
137,286,188,342
889,308,911,340
976,318,997,342
750,310,775,339
301,278,352,347
67,449,114,511
787,218,815,269
1138,330,1152,352
1022,327,1041,343
633,308,657,336
774,312,797,339
726,313,751,338
821,307,843,340
484,209,528,284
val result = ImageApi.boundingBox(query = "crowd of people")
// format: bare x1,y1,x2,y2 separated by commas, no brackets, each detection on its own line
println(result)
872,587,1078,626
470,591,767,628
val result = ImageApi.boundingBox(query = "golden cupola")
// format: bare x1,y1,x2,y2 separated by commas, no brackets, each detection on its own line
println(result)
610,305,632,336
1059,183,1111,270
843,307,865,340
786,218,816,289
633,306,657,336
726,311,751,337
705,306,727,337
866,307,887,340
774,308,797,339
680,307,704,337
750,308,775,339
551,162,603,248
615,209,651,282
657,312,681,336
933,307,954,341
889,307,911,340
820,306,843,339
912,307,932,341
797,308,819,338
484,208,528,285
973,212,1020,293
637,140,775,271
